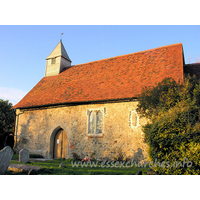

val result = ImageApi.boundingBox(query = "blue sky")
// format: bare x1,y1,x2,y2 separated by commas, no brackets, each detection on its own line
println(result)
0,25,200,105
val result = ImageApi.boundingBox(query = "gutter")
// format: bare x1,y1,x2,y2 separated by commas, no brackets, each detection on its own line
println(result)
13,97,138,110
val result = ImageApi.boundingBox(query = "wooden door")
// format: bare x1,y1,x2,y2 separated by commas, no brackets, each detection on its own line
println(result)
54,129,68,159
62,130,68,158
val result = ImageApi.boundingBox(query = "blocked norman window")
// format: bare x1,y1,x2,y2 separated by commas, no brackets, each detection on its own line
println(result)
88,110,104,134
130,111,139,127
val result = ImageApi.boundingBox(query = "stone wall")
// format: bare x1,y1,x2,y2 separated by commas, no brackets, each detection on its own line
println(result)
14,100,149,161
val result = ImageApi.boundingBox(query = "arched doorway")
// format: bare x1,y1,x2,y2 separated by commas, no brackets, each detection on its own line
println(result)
53,129,68,159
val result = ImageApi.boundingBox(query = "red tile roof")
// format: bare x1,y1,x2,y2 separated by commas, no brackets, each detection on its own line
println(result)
13,43,184,109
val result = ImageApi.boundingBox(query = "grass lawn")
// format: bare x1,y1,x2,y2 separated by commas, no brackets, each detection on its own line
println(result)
8,154,150,175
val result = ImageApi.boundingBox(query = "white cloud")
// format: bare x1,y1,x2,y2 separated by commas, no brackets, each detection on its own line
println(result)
0,87,27,106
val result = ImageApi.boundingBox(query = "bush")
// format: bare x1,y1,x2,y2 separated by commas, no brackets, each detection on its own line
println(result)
137,76,200,174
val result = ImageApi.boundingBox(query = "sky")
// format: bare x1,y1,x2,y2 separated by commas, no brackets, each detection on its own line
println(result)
0,25,200,105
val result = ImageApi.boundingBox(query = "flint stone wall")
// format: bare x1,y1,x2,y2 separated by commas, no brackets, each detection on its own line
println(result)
14,101,149,161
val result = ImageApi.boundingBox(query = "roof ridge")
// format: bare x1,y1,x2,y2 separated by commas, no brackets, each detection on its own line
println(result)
74,43,183,67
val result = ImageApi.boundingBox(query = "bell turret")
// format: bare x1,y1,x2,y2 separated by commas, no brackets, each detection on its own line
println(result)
45,40,71,77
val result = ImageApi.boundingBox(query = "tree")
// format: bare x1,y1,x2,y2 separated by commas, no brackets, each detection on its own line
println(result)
0,99,15,149
136,76,200,175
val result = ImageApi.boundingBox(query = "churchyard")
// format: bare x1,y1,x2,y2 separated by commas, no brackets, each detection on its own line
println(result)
6,153,150,175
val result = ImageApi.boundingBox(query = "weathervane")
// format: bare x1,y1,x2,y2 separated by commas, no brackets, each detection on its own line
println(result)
60,33,64,41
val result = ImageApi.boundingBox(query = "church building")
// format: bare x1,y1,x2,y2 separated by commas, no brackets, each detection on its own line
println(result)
13,41,198,160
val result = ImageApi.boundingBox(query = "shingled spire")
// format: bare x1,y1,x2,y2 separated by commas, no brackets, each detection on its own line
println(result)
45,40,72,77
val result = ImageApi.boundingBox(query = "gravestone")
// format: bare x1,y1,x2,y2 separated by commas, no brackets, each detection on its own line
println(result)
0,146,14,175
19,148,29,163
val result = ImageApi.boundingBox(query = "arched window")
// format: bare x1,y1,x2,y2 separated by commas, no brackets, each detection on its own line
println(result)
88,109,104,134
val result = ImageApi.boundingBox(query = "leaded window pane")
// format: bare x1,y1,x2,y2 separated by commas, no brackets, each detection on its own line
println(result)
96,111,103,134
89,111,95,134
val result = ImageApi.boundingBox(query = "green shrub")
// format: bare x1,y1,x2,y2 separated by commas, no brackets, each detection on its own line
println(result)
137,76,200,174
